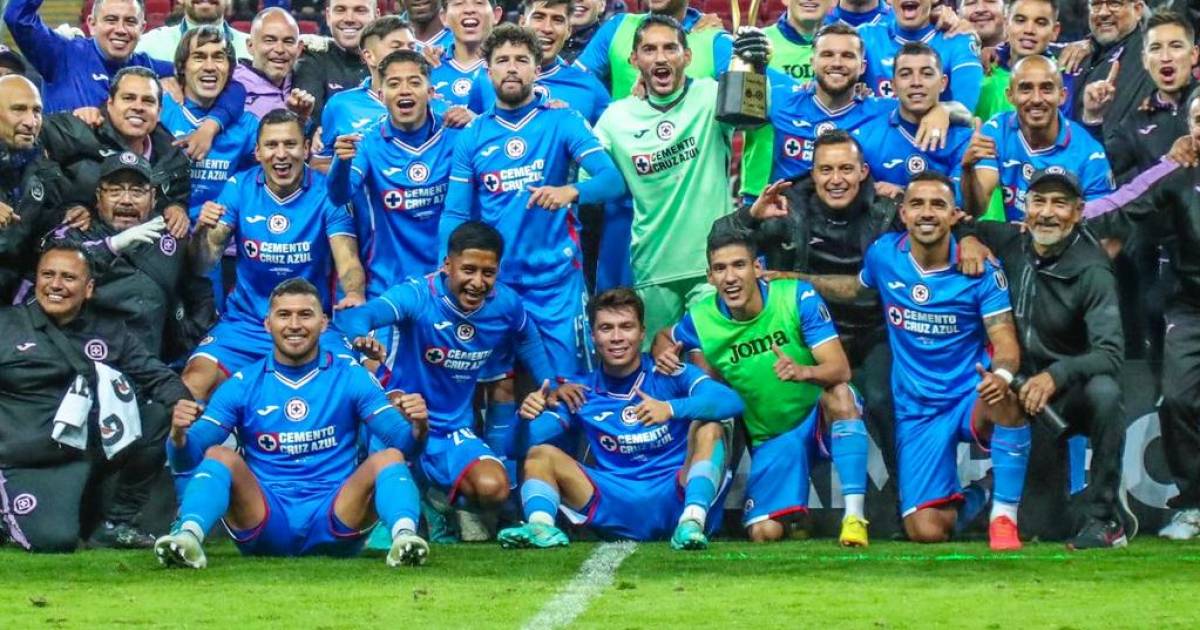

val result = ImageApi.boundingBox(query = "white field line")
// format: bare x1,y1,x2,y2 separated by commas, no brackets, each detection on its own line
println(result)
522,541,638,629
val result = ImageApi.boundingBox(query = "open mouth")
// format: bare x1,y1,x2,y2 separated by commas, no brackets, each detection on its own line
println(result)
825,182,849,200
1017,36,1039,50
198,73,220,90
124,113,147,127
1094,16,1116,32
461,17,481,30
44,293,66,303
336,23,363,39
460,287,485,306
1024,103,1050,118
271,161,295,179
394,97,417,114
898,0,922,20
283,332,309,346
537,36,556,51
606,343,631,360
1159,65,1178,82
572,5,589,18
650,66,673,84
112,206,141,220
108,35,131,50
722,284,743,301
915,220,939,235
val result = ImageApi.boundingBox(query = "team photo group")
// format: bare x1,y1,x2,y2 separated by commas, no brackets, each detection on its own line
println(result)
0,0,1197,573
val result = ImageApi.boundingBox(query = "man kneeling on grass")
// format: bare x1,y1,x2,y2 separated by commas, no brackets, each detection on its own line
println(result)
155,278,430,568
499,288,744,551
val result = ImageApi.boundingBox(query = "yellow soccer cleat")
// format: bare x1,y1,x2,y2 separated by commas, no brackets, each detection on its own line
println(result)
839,515,870,548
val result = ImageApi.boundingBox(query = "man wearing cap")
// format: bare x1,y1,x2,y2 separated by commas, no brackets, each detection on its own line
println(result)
958,167,1128,550
0,244,193,552
40,153,216,364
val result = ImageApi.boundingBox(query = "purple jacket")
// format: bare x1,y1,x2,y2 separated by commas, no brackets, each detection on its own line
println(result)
232,61,293,119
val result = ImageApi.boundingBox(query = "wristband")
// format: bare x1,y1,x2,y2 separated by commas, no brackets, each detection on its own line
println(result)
993,368,1014,386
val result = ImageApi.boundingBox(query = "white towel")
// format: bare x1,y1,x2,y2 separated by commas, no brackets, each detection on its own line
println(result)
49,363,143,459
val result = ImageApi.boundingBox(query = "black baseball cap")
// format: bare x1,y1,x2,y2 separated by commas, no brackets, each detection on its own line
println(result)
1027,167,1082,199
0,45,28,76
98,152,154,183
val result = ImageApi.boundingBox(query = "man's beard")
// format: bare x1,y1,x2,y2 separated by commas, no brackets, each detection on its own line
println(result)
497,82,533,106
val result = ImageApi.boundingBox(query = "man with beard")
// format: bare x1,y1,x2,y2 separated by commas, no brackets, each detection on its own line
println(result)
138,0,252,62
233,8,306,119
959,0,1006,49
1071,0,1154,147
963,55,1114,222
404,0,455,50
440,24,624,481
294,0,378,121
432,0,502,110
957,168,1128,550
562,0,606,63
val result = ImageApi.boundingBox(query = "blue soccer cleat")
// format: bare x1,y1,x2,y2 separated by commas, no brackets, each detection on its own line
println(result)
670,519,708,551
497,522,569,549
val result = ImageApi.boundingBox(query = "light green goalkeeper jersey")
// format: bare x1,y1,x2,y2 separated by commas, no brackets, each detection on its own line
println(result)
593,78,734,287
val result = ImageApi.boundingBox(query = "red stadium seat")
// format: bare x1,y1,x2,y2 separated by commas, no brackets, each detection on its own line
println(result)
759,0,787,24
298,19,321,34
231,20,252,32
144,12,169,29
144,0,171,15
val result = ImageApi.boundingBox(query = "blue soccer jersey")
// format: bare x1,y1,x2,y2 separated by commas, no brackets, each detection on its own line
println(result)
315,79,386,160
853,109,973,201
976,111,1115,221
470,57,611,125
335,273,554,434
441,97,608,287
767,75,894,181
160,97,258,219
826,2,892,27
859,231,1013,419
216,166,356,322
197,351,400,488
328,112,460,297
857,22,984,111
418,26,455,51
432,49,489,111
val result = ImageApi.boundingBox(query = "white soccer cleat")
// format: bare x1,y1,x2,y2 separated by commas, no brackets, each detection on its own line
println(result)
154,531,207,569
387,532,430,567
1158,509,1200,540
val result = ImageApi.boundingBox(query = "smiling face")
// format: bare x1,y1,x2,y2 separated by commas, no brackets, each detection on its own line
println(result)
959,0,1005,46
522,1,571,61
183,40,232,106
812,140,868,209
707,244,761,313
106,74,161,142
592,306,644,372
1024,183,1082,248
363,28,418,74
383,59,433,129
255,121,308,192
889,0,933,30
183,0,226,24
444,0,500,47
1006,0,1059,59
790,0,837,25
488,41,538,106
901,179,957,247
1144,23,1199,96
266,291,327,364
1088,0,1143,46
249,12,300,85
632,24,691,97
36,249,94,325
0,77,43,151
894,51,946,117
444,247,499,311
89,0,144,62
1008,57,1065,133
571,0,604,27
96,171,155,231
326,0,377,50
813,33,863,98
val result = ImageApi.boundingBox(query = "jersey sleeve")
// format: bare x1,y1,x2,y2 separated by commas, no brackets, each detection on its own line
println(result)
1079,145,1116,200
199,372,247,431
975,116,1003,171
946,34,984,111
438,128,479,261
796,282,840,348
977,262,1014,318
214,176,241,231
348,362,400,422
669,312,703,353
858,240,882,289
562,109,606,163
3,0,64,79
323,196,356,239
315,101,339,159
574,16,621,84
711,32,735,76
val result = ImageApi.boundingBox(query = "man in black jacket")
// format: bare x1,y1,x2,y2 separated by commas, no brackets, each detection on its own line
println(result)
964,169,1128,549
41,153,215,363
0,244,192,552
1073,0,1156,149
39,67,190,239
293,0,376,122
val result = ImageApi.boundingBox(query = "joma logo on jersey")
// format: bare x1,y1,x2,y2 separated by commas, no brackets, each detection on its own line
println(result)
729,331,789,364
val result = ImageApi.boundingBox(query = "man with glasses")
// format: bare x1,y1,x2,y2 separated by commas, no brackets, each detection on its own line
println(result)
1072,0,1154,148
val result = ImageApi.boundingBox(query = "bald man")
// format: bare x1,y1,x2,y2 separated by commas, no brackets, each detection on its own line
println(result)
0,75,67,300
962,55,1115,222
233,9,304,119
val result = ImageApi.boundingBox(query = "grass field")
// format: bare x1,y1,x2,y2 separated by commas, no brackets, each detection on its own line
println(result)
3,538,1199,628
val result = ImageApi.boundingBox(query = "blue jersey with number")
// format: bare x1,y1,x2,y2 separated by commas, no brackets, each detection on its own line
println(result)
315,79,386,160
447,98,606,287
432,48,489,111
976,111,1115,221
199,351,396,488
159,97,258,219
858,22,983,111
371,274,534,434
853,109,973,202
336,114,460,297
859,232,1012,419
216,166,356,322
470,58,611,125
767,74,893,181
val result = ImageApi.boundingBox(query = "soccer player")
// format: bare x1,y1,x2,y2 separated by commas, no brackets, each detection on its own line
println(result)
653,228,869,545
182,110,367,401
798,171,1030,550
858,0,984,111
499,288,743,549
156,278,429,568
519,0,610,124
328,49,461,299
404,0,455,50
432,0,501,110
974,0,1071,132
334,222,557,510
827,0,892,27
853,42,973,199
962,55,1114,221
439,24,624,460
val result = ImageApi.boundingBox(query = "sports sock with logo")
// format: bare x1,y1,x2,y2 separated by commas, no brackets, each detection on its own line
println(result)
682,438,725,525
831,419,868,519
990,423,1031,521
177,458,232,542
521,478,559,526
376,462,421,537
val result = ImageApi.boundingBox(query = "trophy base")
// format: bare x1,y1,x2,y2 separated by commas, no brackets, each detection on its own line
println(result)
716,70,768,126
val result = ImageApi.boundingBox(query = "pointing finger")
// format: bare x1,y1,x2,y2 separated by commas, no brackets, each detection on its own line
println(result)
1106,60,1120,84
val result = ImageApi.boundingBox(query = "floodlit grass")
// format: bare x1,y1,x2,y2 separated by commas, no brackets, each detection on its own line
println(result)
3,538,1198,628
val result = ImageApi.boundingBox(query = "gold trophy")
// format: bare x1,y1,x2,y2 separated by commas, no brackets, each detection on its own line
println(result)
715,0,769,125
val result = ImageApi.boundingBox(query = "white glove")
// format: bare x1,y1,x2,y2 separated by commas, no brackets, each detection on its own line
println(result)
107,216,166,253
300,34,330,53
54,23,85,40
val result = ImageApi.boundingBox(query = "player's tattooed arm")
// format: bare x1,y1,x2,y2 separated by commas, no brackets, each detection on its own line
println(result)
983,310,1021,377
792,273,875,304
330,235,367,309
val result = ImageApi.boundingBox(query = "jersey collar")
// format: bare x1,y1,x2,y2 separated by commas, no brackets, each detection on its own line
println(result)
265,350,333,379
897,232,958,273
592,363,647,400
538,57,566,80
1009,111,1072,155
381,108,442,153
890,23,936,45
775,12,815,45
256,166,314,203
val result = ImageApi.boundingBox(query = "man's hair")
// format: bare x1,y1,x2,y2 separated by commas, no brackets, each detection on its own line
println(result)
251,7,300,37
269,278,321,307
1007,0,1059,19
360,15,414,48
813,23,863,55
108,66,161,103
448,220,505,258
257,108,304,140
812,129,864,160
174,25,236,81
895,41,943,70
483,23,544,66
633,14,688,50
522,0,574,14
906,170,957,198
1144,9,1195,45
587,287,645,327
379,49,432,79
706,226,756,261
92,0,144,21
38,242,94,279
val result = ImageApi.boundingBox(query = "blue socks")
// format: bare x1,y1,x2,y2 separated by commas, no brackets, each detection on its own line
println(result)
957,481,991,533
177,458,232,541
683,437,725,517
485,400,519,480
376,462,421,537
831,419,868,496
991,423,1032,508
521,478,560,525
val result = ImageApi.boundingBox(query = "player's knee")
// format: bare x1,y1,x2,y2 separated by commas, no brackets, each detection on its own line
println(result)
367,447,405,467
904,513,952,543
182,359,219,400
820,384,859,421
204,445,242,468
1084,375,1121,410
747,520,785,543
693,421,724,448
469,466,510,506
486,378,515,403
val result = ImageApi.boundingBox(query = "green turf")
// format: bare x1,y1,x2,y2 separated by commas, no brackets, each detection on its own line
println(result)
3,539,1198,628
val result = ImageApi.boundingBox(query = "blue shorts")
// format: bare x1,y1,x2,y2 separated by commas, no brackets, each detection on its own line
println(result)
481,274,593,381
191,318,352,375
561,464,728,541
743,406,828,527
417,428,503,503
895,394,989,517
228,480,367,557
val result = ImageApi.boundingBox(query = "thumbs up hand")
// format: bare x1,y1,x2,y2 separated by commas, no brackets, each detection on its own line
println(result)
962,118,997,170
634,386,674,425
772,345,813,383
520,379,553,420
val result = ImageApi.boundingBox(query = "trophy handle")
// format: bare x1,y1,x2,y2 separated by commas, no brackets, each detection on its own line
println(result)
730,0,762,31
